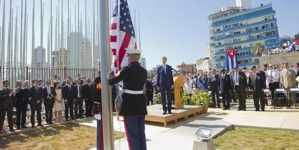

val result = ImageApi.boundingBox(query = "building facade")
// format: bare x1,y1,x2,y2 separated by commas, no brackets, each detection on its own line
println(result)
208,2,280,70
32,46,46,67
67,32,93,68
196,57,211,72
177,62,197,75
52,48,70,68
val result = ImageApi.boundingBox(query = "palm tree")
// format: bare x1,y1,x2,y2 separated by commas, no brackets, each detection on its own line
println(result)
252,42,266,57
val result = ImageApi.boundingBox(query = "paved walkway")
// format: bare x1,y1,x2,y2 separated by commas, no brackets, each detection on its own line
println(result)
1,102,299,150
86,103,299,150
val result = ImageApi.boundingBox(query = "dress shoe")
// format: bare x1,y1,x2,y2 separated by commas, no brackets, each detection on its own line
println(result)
22,126,27,128
10,129,15,132
168,112,173,114
38,124,43,127
49,122,53,124
31,125,35,128
163,112,166,115
261,109,265,111
255,109,260,111
237,109,242,111
17,126,21,130
223,108,227,110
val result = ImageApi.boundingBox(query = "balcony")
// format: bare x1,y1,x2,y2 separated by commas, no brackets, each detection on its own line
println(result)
210,18,277,35
212,34,279,49
210,9,276,28
237,54,256,59
211,26,278,42
211,47,252,57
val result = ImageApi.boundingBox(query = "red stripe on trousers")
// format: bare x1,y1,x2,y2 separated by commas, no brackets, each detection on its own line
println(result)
117,34,132,70
124,116,133,150
99,120,103,150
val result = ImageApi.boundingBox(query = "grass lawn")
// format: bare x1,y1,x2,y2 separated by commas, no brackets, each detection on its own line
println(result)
214,127,299,150
0,123,125,150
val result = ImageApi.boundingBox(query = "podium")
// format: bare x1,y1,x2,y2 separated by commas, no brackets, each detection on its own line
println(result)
172,76,184,109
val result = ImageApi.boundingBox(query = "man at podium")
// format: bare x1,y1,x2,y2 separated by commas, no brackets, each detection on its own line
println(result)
156,56,174,115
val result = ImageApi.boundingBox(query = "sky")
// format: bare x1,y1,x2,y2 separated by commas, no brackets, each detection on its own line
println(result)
1,0,298,70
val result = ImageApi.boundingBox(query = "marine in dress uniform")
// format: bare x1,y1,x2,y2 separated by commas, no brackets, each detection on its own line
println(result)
93,72,103,150
108,48,148,150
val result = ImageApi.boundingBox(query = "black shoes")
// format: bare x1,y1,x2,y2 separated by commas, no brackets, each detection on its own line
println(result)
38,124,43,127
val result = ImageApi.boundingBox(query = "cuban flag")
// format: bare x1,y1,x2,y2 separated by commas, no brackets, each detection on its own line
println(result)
226,49,238,71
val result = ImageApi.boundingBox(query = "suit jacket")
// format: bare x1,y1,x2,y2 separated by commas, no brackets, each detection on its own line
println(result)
280,69,297,88
219,74,233,92
15,86,23,106
29,86,44,105
82,83,94,99
232,71,247,90
145,79,154,95
62,85,76,102
248,72,266,91
43,86,56,103
209,74,219,91
0,88,15,109
156,64,174,89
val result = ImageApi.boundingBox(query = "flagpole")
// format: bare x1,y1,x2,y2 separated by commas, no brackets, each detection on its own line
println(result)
7,0,13,80
50,0,53,68
23,0,27,68
14,7,18,68
93,0,95,69
1,0,6,68
85,0,87,68
20,0,24,67
32,0,35,67
116,0,120,71
99,0,114,149
138,13,141,50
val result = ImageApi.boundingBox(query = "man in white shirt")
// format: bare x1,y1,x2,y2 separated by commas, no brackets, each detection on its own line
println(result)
266,64,280,105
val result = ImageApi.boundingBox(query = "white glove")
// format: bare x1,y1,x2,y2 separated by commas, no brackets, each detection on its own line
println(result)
94,114,102,120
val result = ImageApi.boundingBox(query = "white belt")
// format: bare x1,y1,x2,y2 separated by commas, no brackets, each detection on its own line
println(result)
123,89,143,95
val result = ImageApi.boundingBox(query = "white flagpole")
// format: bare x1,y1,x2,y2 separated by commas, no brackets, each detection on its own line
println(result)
7,0,13,80
32,0,35,67
99,0,114,149
138,13,141,50
19,0,24,66
85,0,87,68
78,0,81,68
92,0,95,68
61,0,64,68
117,0,120,71
55,6,58,67
14,7,18,67
1,0,6,67
50,0,53,68
23,0,27,68
40,0,43,48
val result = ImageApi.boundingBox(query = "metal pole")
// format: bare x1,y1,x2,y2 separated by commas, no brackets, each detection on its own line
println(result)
99,0,114,149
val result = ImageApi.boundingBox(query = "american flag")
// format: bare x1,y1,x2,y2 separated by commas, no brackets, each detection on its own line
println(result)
110,0,136,71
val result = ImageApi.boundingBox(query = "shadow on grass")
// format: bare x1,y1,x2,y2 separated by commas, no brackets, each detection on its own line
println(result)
0,123,80,149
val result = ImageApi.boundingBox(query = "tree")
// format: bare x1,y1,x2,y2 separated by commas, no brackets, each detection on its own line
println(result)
252,42,265,57
295,33,299,39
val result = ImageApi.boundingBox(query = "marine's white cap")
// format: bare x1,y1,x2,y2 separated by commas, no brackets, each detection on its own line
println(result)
126,48,142,55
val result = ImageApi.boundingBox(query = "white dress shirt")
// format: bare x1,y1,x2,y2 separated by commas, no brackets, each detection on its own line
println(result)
266,69,279,83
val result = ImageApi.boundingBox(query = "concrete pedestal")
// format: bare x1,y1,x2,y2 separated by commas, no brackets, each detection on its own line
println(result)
192,140,216,150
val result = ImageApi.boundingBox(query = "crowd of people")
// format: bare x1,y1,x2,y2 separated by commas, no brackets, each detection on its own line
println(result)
181,62,299,111
0,74,102,133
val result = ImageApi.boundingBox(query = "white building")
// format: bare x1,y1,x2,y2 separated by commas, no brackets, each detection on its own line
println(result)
67,32,92,68
32,46,46,67
236,0,251,8
52,48,70,68
140,58,146,69
196,57,211,72
93,45,101,69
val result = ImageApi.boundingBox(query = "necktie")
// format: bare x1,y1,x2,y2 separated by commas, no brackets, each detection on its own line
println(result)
163,65,166,73
270,70,273,83
235,73,238,83
69,85,71,91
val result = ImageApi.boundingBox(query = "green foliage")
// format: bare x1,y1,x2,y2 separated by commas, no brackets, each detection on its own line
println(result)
252,42,265,57
197,92,212,106
154,93,162,103
182,90,191,105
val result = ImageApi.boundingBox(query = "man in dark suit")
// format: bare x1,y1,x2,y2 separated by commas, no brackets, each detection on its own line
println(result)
29,79,44,127
43,79,56,124
145,75,154,105
257,66,268,105
82,78,94,117
219,69,233,110
0,80,16,132
233,67,248,111
209,69,220,108
62,77,76,120
74,78,83,118
249,66,266,111
156,56,174,115
15,80,28,129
